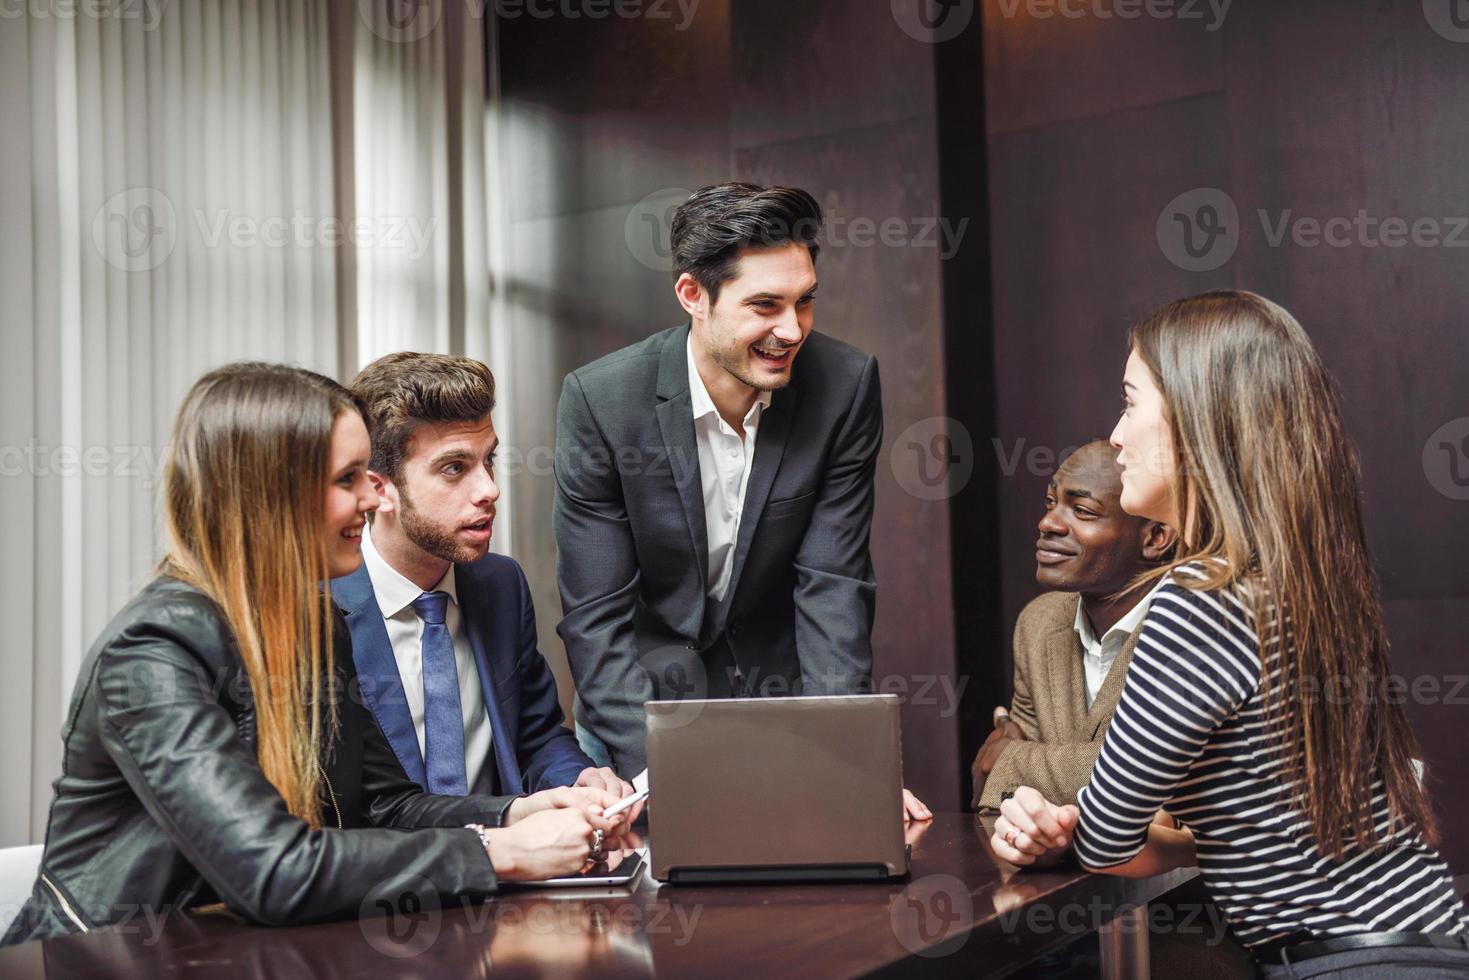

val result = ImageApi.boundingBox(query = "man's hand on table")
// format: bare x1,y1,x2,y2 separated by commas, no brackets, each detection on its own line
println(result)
902,788,932,822
990,785,1077,868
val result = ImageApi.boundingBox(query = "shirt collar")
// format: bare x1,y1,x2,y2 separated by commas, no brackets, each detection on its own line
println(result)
687,334,772,429
1073,573,1171,651
361,523,458,619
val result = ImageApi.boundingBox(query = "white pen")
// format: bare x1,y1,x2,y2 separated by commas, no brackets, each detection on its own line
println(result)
602,788,649,819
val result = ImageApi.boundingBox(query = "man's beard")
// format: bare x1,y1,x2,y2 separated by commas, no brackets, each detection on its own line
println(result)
709,335,795,393
397,484,478,565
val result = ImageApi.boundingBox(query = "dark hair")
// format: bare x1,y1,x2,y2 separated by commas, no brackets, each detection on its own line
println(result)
670,182,823,303
349,352,496,482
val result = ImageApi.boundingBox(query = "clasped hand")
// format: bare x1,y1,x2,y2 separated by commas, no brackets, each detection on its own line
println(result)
989,785,1078,868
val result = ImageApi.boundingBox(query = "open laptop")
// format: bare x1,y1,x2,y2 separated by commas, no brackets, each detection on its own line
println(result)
645,694,909,884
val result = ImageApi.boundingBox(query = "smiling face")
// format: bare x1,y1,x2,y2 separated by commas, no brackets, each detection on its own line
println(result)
1110,348,1178,527
374,413,500,566
682,243,817,392
1035,442,1158,596
323,410,379,578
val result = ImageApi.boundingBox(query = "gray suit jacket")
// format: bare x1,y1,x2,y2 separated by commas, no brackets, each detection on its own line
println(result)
975,591,1146,809
554,324,882,775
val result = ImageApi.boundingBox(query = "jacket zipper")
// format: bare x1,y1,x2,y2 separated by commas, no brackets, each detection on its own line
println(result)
39,873,89,933
319,764,343,829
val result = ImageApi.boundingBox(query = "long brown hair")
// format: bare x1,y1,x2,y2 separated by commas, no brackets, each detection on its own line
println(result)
160,363,361,829
1129,290,1436,859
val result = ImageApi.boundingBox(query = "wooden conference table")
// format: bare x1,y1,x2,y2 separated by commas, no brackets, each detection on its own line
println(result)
0,815,1196,979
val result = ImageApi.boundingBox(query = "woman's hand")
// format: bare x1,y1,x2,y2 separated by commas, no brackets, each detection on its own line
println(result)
506,785,635,835
483,807,612,881
990,786,1078,867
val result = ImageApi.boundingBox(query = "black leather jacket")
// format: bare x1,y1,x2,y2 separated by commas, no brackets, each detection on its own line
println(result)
2,576,519,946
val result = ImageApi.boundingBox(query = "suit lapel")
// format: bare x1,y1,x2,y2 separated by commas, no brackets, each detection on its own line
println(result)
655,326,709,601
333,566,425,787
1048,623,1089,742
724,384,796,606
457,566,523,796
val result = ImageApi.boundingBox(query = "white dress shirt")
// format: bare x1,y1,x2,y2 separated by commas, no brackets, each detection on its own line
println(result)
1072,576,1170,709
361,525,492,790
688,336,772,602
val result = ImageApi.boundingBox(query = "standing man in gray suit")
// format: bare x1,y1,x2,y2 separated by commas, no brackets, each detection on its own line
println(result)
555,183,917,807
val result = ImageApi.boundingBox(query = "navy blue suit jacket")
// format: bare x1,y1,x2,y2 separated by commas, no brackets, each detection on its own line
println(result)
331,553,591,795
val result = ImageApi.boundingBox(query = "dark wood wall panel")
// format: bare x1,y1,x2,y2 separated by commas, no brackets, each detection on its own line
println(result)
987,95,1234,663
981,0,1224,135
729,0,936,150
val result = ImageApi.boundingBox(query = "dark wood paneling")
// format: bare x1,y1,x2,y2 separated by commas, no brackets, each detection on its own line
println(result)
496,0,733,222
986,94,1233,653
729,0,936,151
1221,0,1469,600
736,117,959,809
981,0,1225,135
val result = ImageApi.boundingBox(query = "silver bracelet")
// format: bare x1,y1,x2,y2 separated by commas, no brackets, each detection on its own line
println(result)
464,823,493,853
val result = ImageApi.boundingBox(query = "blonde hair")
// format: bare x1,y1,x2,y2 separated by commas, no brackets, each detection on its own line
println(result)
160,363,360,828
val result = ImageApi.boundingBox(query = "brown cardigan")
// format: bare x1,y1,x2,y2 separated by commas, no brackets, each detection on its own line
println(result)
974,590,1147,809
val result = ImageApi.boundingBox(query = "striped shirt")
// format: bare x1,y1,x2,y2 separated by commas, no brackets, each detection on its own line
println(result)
1074,562,1468,950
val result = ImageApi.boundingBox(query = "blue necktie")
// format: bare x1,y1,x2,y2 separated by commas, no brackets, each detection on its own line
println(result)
411,591,468,795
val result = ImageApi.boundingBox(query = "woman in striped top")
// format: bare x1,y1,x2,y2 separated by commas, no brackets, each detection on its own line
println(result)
990,291,1469,977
